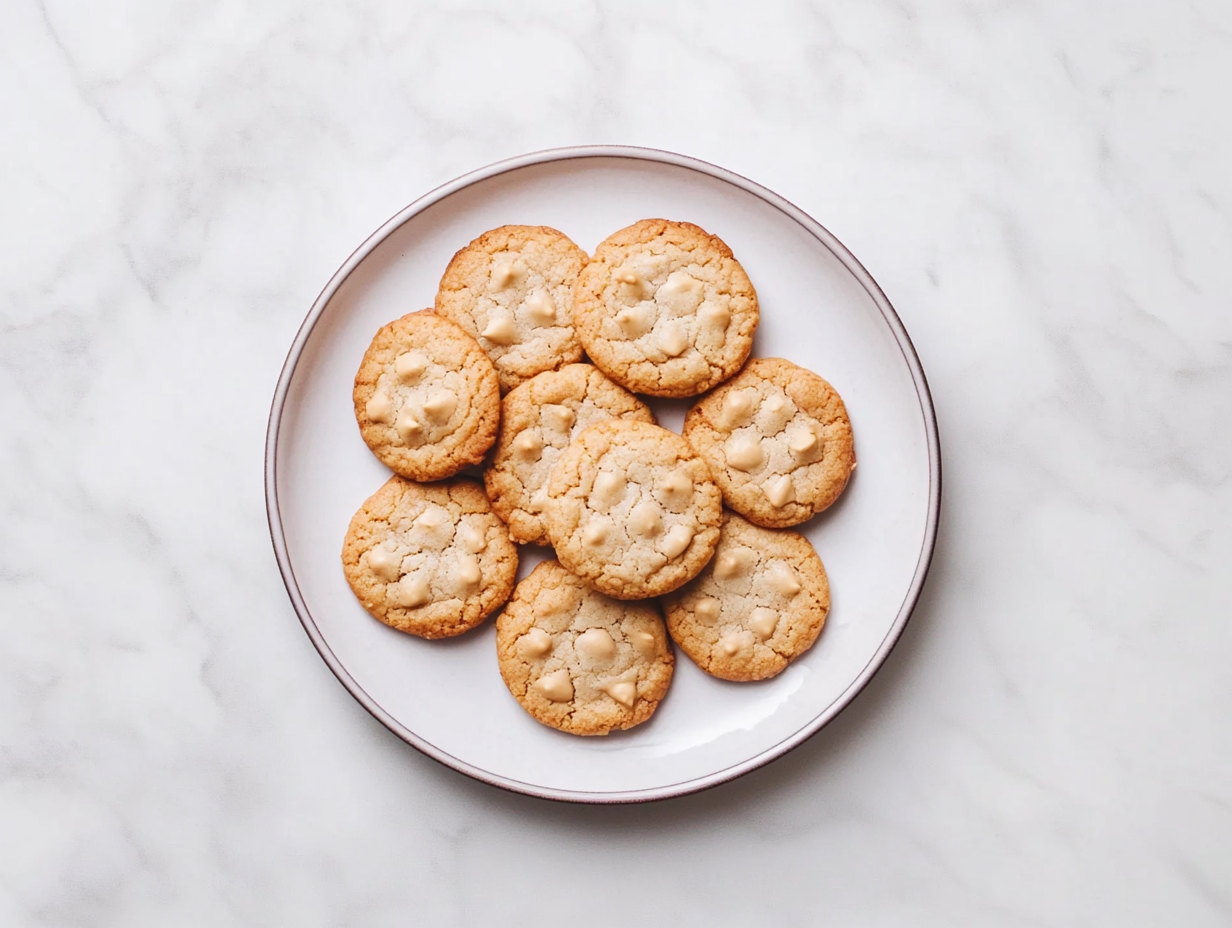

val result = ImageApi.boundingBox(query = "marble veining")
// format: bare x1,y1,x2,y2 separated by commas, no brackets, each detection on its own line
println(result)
2,0,1230,925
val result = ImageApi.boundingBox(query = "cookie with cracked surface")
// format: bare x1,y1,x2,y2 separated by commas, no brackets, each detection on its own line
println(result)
495,560,674,736
353,310,501,481
485,363,656,546
435,225,589,393
572,218,758,397
682,357,856,528
544,418,723,600
342,476,518,639
662,511,829,681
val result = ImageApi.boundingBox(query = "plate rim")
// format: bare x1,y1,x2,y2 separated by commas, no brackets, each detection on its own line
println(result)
264,144,942,804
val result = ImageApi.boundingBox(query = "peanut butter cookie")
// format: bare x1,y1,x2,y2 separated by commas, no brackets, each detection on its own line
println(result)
544,419,723,600
484,363,655,546
682,357,856,528
435,225,588,393
353,310,501,481
572,219,758,397
342,476,518,639
662,512,829,681
495,560,674,736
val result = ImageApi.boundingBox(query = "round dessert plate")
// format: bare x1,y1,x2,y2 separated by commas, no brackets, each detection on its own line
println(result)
266,146,940,803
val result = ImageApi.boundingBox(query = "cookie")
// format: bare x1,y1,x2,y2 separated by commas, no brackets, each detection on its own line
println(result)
341,476,518,639
544,419,723,600
572,219,758,397
495,560,674,736
353,310,501,482
484,364,656,546
435,225,589,393
682,357,856,528
662,512,829,681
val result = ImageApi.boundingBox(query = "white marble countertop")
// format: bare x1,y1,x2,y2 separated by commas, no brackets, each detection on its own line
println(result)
3,1,1230,925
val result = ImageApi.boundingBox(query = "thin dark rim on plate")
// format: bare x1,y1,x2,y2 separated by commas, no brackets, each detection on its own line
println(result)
264,145,942,804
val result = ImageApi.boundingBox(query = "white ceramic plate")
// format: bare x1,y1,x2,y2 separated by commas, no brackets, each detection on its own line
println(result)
266,147,940,803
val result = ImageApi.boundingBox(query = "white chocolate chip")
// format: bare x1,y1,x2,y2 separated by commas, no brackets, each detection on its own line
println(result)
518,627,553,658
629,630,657,656
725,436,765,472
656,320,690,357
395,411,422,443
457,522,487,554
582,518,611,548
533,668,574,702
763,474,796,508
698,302,731,337
393,573,430,608
748,607,778,640
394,351,428,382
367,546,402,582
542,404,575,432
422,389,457,424
617,267,652,301
527,485,549,514
525,289,556,324
766,562,802,597
456,554,482,592
491,255,526,289
365,390,394,424
413,506,453,547
600,681,637,709
762,392,793,433
719,632,744,656
658,270,703,313
718,389,756,431
575,628,617,663
658,469,693,510
615,304,655,338
481,312,518,345
714,546,756,580
657,522,695,559
513,429,543,461
591,471,626,511
787,424,821,459
628,501,664,539
694,597,721,625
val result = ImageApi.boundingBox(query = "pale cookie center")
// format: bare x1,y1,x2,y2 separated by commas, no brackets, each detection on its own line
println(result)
609,260,731,358
369,356,466,447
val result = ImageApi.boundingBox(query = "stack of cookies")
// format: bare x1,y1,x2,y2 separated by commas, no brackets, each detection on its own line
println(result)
342,220,856,736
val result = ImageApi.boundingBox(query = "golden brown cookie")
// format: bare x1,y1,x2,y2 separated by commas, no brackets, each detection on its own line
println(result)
341,476,518,639
544,419,723,600
435,225,589,393
572,219,758,397
353,310,501,482
682,357,856,528
495,560,674,736
662,512,829,681
484,364,656,546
